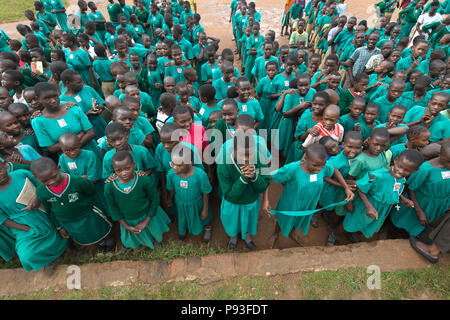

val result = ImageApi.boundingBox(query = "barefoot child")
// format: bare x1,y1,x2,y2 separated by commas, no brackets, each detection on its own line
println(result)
166,146,213,242
32,157,113,249
104,151,170,250
255,61,279,131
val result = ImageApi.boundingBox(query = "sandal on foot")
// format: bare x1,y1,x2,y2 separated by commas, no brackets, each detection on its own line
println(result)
409,236,438,264
245,240,257,251
228,238,237,250
326,232,337,247
202,226,212,243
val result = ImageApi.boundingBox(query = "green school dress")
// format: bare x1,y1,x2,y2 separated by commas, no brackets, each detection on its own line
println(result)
278,89,316,157
200,61,220,85
398,91,430,111
404,106,450,142
147,68,163,108
272,161,335,237
198,103,222,127
165,64,187,84
102,144,157,180
93,58,114,82
235,99,264,124
58,149,109,217
373,95,406,123
104,174,170,249
60,85,107,140
36,174,112,246
251,56,279,82
319,151,353,216
212,77,235,101
389,143,407,161
31,106,102,160
359,119,381,141
391,161,450,236
343,168,405,238
41,0,69,31
347,150,391,180
255,76,276,131
0,170,68,271
216,140,271,240
166,167,212,236
339,114,364,132
244,34,265,83
286,109,317,163
64,48,97,88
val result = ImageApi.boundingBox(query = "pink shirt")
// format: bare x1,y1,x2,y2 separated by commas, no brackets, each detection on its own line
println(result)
180,123,208,160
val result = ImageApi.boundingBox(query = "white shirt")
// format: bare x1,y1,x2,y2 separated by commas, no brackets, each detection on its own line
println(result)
411,12,442,43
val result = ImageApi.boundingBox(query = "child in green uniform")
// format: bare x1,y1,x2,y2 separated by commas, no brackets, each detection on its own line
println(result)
375,105,409,147
176,82,202,113
0,162,68,274
263,143,354,247
391,141,450,240
243,23,264,84
167,146,212,242
31,157,113,249
321,131,363,246
93,45,115,98
358,103,381,140
146,54,164,108
198,84,221,127
102,123,157,181
251,42,279,84
213,99,239,144
270,54,298,102
343,150,424,239
31,82,101,160
104,151,170,250
373,79,406,123
58,133,112,223
212,61,236,101
234,77,264,128
0,108,40,154
338,97,365,133
389,125,430,161
216,132,271,250
165,45,191,84
60,70,107,140
200,46,219,85
400,75,431,110
255,61,278,131
288,91,329,163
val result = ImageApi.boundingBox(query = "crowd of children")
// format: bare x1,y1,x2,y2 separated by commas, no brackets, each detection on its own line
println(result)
0,0,449,274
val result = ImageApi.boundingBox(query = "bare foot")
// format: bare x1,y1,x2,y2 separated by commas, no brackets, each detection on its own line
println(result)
289,231,303,246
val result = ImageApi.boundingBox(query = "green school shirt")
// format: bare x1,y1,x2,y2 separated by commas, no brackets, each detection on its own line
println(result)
235,99,264,122
212,66,240,81
166,167,212,203
165,64,187,84
93,57,114,82
58,150,101,181
104,174,159,221
401,91,431,110
212,77,235,100
198,103,222,127
251,56,280,81
102,144,157,179
359,118,381,140
36,174,96,228
271,72,296,94
348,150,391,180
200,61,220,83
376,123,409,146
339,114,364,132
404,106,450,142
104,32,117,53
373,95,406,123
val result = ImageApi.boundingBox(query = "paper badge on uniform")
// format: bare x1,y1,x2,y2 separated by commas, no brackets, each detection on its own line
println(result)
57,119,67,128
68,162,78,170
242,104,247,112
180,180,188,189
442,171,450,179
393,182,401,192
310,174,317,182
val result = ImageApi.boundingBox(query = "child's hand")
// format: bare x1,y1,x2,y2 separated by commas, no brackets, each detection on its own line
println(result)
366,207,378,219
308,126,320,137
262,201,272,218
62,101,77,110
344,189,355,202
201,208,208,220
154,83,163,89
59,228,70,238
416,209,430,226
345,179,357,191
126,225,141,234
22,196,41,211
401,197,415,208
104,174,117,183
135,218,150,231
345,201,354,213
165,197,173,208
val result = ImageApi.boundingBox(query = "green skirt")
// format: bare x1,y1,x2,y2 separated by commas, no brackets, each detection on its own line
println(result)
220,197,260,240
281,11,290,26
285,139,304,164
278,117,295,157
259,96,275,131
175,197,211,236
121,207,170,249
391,193,449,237
319,184,347,215
60,206,112,245
343,197,393,238
0,225,15,262
10,210,68,272
244,54,256,83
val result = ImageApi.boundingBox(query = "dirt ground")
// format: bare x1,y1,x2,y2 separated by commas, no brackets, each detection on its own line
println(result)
0,0,407,251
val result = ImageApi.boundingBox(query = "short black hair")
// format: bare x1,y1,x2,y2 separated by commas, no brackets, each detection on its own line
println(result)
105,122,127,138
406,125,429,141
30,157,57,175
370,127,389,140
305,143,327,160
34,82,58,98
398,149,424,167
236,114,254,128
199,84,216,100
344,130,363,143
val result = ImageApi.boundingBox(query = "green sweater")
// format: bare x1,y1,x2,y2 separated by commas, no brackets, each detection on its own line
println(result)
36,174,96,228
104,174,159,221
217,143,270,205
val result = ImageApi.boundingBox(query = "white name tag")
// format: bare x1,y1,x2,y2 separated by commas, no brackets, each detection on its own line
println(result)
180,180,188,188
442,171,450,179
242,104,247,112
69,54,74,60
284,80,289,87
74,95,82,102
68,162,77,170
57,119,67,127
124,187,131,192
177,68,182,73
199,108,205,115
255,38,258,42
393,182,401,192
310,174,317,182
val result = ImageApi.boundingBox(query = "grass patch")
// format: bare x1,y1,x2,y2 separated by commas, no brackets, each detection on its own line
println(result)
0,0,69,24
1,267,449,300
0,241,233,270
